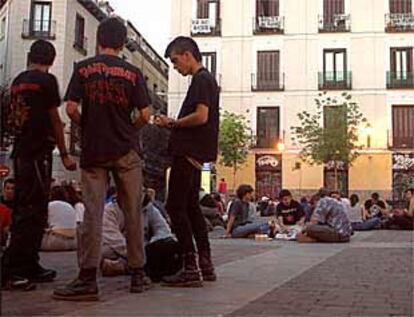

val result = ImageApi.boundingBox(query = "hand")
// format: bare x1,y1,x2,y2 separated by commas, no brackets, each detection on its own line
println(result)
154,115,173,128
62,155,77,171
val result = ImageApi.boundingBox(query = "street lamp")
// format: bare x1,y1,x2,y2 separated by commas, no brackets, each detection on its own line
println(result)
277,141,285,152
365,123,373,148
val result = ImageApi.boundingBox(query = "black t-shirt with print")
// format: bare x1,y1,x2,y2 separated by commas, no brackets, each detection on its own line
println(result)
65,54,150,167
10,70,61,158
276,200,305,225
168,67,219,163
364,199,386,218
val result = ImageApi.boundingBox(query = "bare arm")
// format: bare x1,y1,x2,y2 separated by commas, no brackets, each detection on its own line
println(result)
66,101,81,125
407,198,414,217
133,106,151,129
49,107,69,156
226,214,236,237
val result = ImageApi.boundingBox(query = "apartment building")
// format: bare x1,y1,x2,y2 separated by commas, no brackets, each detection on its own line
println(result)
0,0,168,181
169,0,414,201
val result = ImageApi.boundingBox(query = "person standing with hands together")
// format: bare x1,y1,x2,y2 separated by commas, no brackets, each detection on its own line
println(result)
155,36,220,287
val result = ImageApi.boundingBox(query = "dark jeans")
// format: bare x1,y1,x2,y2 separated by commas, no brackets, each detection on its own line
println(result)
145,237,182,282
352,217,381,231
166,156,210,255
2,153,52,278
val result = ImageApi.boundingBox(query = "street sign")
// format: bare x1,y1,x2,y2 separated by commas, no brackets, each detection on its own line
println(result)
0,165,10,178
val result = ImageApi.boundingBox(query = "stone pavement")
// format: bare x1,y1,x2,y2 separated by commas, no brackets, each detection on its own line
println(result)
2,230,413,317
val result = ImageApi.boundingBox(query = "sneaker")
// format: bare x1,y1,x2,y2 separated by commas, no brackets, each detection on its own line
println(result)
3,275,36,291
53,278,98,301
161,253,203,288
29,267,57,283
130,269,152,293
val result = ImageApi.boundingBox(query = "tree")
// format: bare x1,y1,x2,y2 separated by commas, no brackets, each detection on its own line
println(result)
291,92,368,192
219,111,252,189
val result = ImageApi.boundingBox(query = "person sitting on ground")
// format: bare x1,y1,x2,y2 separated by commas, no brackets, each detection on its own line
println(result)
212,192,226,216
64,185,85,224
275,190,305,232
300,197,312,223
200,191,225,229
330,191,351,215
297,189,353,243
224,185,273,238
262,198,278,217
1,178,15,211
101,191,182,281
382,189,414,230
349,194,381,231
364,192,388,220
41,186,77,251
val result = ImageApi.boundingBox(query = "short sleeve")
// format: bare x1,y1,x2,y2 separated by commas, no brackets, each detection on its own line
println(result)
229,200,242,217
132,70,150,110
64,64,84,103
45,75,61,109
190,76,212,108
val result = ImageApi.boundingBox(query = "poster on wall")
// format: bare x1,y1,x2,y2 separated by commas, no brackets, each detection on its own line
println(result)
255,154,282,200
392,153,414,206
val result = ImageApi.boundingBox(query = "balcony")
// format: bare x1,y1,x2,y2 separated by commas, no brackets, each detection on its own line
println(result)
253,16,284,34
318,14,351,32
385,13,414,32
251,73,285,91
73,36,88,55
21,19,56,40
387,72,414,89
191,18,221,37
318,71,352,90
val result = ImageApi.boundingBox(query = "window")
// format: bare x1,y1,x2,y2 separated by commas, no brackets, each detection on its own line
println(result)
255,51,281,91
192,0,220,36
196,0,219,20
201,52,217,78
390,0,412,13
323,0,344,22
31,1,51,34
74,14,85,49
321,49,350,89
256,0,279,17
392,106,414,148
391,47,413,79
257,107,280,148
0,17,5,41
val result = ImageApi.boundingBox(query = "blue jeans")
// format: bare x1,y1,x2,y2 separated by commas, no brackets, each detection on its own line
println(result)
352,217,381,231
231,222,269,238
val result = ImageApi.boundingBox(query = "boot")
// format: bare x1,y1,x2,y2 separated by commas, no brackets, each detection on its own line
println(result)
130,268,152,293
196,238,217,282
161,253,203,288
52,268,98,301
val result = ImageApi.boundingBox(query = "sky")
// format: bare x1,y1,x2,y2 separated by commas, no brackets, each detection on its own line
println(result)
109,0,172,58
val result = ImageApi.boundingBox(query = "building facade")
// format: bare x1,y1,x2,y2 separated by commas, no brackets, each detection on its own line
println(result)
169,0,414,202
0,0,168,181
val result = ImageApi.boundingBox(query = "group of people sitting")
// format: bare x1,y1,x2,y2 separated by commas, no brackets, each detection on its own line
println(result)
220,185,414,243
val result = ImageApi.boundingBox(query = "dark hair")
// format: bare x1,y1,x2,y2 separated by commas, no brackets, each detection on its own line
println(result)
350,194,359,207
164,36,202,62
28,40,56,65
97,17,127,49
221,178,225,182
3,178,15,187
404,188,414,194
142,193,151,208
212,192,222,202
300,197,308,204
316,188,329,199
236,184,254,200
64,185,82,206
371,192,380,200
50,186,66,201
279,190,292,199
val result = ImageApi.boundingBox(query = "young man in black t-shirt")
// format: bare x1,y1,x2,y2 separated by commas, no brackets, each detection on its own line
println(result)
2,40,76,290
364,192,387,219
156,37,219,287
53,18,151,301
276,190,305,230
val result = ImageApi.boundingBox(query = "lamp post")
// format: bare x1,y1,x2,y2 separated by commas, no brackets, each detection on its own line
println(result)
365,123,373,148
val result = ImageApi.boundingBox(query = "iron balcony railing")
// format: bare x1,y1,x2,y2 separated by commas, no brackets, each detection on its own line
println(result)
385,13,414,32
387,71,414,89
191,18,221,36
21,19,56,40
253,16,284,34
318,71,352,90
251,72,285,91
318,14,351,32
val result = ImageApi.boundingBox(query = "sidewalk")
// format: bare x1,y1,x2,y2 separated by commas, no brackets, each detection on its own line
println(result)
2,230,413,317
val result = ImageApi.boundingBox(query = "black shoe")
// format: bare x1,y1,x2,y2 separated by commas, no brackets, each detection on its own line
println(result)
130,269,152,293
29,267,57,283
3,276,36,291
198,246,217,282
161,253,203,288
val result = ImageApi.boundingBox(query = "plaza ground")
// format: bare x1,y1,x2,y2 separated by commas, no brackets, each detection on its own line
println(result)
2,230,413,317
